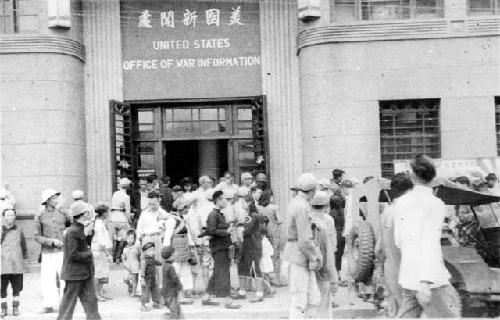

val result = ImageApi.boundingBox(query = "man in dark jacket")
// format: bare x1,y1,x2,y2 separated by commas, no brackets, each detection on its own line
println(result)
202,191,241,309
57,203,101,320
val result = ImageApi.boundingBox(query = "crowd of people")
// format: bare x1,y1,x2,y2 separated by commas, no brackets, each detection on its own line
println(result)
2,157,500,319
0,171,293,319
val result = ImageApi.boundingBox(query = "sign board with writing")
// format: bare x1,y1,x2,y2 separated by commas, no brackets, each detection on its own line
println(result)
120,0,261,101
394,157,500,179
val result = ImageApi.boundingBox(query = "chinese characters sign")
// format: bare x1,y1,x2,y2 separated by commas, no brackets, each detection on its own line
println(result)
121,1,261,100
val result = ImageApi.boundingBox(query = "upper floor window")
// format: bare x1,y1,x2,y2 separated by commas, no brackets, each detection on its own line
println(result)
468,0,500,15
379,99,441,178
495,97,500,155
331,0,444,22
0,0,40,34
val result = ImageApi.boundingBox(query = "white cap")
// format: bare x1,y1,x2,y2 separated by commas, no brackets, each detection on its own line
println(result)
41,189,61,205
296,173,318,192
311,190,330,206
241,172,253,181
119,178,132,187
72,189,84,200
318,178,331,189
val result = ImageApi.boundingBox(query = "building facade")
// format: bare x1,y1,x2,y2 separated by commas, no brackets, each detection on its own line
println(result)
1,0,500,259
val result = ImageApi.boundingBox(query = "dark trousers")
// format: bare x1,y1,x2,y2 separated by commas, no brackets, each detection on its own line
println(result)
1,274,23,298
57,278,101,320
206,249,231,297
335,236,345,272
141,277,161,305
164,291,183,319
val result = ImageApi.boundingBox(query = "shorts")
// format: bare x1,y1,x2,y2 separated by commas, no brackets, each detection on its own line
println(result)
108,222,130,241
1,274,23,297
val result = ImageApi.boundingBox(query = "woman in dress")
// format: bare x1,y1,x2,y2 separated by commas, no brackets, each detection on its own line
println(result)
258,190,283,286
91,202,113,302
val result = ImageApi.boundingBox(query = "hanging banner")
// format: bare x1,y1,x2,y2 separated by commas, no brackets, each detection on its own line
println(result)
120,0,261,101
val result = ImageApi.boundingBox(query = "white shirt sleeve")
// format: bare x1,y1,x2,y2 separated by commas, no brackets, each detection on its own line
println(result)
163,217,177,247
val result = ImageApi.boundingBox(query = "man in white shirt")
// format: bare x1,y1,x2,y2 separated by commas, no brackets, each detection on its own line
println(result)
136,191,169,287
393,155,460,318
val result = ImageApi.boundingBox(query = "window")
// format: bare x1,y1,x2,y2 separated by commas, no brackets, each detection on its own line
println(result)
163,106,227,136
468,0,500,15
495,98,500,155
379,99,441,177
135,142,155,169
0,0,40,34
331,0,443,22
137,109,154,139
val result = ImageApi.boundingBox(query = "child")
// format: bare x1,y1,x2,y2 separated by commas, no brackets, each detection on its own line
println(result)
259,229,276,298
91,202,113,302
140,242,162,312
1,209,28,317
161,246,183,319
122,230,140,298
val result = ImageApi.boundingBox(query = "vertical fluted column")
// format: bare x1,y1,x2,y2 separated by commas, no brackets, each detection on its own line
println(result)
83,0,124,204
260,0,302,215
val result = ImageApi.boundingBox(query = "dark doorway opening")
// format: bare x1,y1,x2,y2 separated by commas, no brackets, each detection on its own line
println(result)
163,139,229,186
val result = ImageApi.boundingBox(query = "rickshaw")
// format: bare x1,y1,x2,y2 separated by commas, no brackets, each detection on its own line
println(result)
345,177,500,317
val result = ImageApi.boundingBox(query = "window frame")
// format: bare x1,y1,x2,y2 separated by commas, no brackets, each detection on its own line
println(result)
331,0,444,22
379,98,441,178
0,0,40,34
467,0,500,16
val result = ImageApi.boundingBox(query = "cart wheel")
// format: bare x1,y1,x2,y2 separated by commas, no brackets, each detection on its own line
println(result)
347,221,375,282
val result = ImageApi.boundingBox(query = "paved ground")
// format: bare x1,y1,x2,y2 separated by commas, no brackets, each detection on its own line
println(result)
2,265,377,319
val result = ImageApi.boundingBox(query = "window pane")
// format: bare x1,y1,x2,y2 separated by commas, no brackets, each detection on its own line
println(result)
331,0,358,22
138,110,153,124
173,109,192,121
138,154,155,168
362,0,410,20
199,121,219,134
164,109,173,122
238,108,252,121
469,0,495,15
415,0,443,18
137,142,155,153
173,122,192,134
139,124,153,132
200,108,218,120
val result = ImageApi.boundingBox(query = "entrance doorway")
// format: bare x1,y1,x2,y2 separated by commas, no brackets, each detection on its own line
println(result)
163,139,228,186
120,98,268,190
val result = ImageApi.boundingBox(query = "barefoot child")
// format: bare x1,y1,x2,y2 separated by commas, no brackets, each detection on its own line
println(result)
1,209,28,317
140,242,162,311
122,230,140,297
161,246,183,319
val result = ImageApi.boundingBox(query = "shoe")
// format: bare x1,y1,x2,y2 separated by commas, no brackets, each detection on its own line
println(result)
202,299,220,306
141,304,149,312
264,291,275,298
230,294,247,300
152,303,162,309
250,296,264,303
39,307,55,314
129,293,135,298
225,302,241,309
97,296,106,302
12,306,19,317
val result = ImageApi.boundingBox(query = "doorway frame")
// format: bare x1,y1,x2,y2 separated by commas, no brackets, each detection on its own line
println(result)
126,96,269,184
